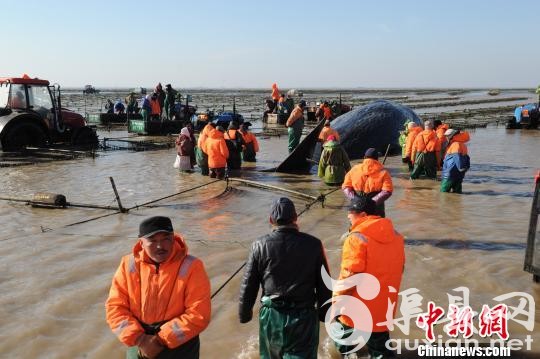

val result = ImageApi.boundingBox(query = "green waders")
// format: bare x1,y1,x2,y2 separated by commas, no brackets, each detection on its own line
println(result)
410,151,437,179
333,321,392,358
126,336,200,359
195,147,209,176
287,127,302,153
141,108,149,123
259,296,319,359
440,178,462,193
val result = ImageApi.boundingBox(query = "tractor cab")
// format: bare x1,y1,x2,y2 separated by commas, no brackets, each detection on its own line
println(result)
0,75,97,150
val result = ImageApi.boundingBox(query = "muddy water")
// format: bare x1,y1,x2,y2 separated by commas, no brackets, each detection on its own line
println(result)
1,111,540,356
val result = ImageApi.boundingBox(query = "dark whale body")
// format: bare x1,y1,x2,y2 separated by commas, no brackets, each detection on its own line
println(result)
334,99,422,160
275,100,422,173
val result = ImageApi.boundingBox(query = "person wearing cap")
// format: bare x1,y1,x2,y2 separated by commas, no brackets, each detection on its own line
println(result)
410,120,442,179
106,216,211,359
318,119,340,143
224,122,245,170
285,100,306,153
403,122,422,170
239,197,332,358
342,148,393,217
239,122,259,162
205,125,229,179
441,129,471,193
114,99,126,115
333,195,405,358
318,135,350,186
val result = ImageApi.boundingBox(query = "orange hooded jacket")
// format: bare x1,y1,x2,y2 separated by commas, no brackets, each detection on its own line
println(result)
411,129,442,165
197,124,214,153
318,126,340,142
337,216,405,331
445,131,470,156
205,129,229,168
105,233,211,349
404,126,422,158
239,130,259,152
271,83,280,101
342,158,393,194
435,123,449,140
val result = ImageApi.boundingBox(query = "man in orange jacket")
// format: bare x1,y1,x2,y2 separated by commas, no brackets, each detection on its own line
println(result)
410,120,441,179
404,122,422,170
318,120,340,143
333,195,405,358
205,126,229,179
342,148,393,217
106,216,211,359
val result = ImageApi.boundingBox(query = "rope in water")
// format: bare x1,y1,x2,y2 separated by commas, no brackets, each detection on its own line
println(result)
210,182,342,299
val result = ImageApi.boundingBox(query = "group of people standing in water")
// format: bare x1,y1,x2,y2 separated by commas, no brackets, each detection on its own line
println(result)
174,120,259,178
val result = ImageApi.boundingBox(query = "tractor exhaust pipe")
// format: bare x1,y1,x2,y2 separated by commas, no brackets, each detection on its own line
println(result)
53,84,66,133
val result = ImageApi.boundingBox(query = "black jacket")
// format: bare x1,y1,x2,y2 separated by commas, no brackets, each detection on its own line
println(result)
238,226,332,323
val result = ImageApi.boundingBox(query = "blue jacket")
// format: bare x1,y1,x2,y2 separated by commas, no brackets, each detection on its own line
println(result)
442,152,470,181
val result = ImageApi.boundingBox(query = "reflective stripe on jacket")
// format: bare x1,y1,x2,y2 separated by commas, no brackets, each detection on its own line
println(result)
106,233,211,349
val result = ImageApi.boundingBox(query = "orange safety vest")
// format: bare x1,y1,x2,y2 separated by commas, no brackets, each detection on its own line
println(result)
105,234,211,348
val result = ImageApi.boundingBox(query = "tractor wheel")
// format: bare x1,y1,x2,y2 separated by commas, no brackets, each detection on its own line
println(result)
71,127,98,147
1,122,47,150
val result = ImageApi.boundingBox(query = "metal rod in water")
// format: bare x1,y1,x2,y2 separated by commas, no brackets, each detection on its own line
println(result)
109,177,127,213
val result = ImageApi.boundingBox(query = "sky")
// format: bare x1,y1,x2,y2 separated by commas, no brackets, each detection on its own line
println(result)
2,0,539,88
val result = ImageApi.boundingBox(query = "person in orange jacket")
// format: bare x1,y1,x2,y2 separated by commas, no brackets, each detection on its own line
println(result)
150,93,161,121
318,120,340,143
239,122,259,162
271,83,280,113
332,195,405,358
342,148,393,217
404,122,422,170
441,129,471,193
410,120,441,179
205,126,229,179
434,120,449,166
286,100,306,153
105,216,211,359
196,122,215,176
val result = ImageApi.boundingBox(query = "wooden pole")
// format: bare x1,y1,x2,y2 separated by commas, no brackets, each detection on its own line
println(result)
109,177,127,213
382,143,391,165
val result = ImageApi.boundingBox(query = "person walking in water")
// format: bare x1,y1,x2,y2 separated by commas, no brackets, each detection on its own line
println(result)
318,135,351,186
333,195,405,358
205,125,229,179
239,197,332,359
239,122,259,162
410,120,441,179
285,100,306,153
105,216,211,359
441,129,471,193
342,148,393,217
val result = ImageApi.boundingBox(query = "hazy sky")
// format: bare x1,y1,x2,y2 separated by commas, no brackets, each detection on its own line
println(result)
3,0,538,88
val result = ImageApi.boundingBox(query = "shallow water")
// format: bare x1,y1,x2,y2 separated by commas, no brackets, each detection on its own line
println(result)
0,98,539,357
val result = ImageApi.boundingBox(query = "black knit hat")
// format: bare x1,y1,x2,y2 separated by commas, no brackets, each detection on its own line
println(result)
270,197,297,225
139,216,174,238
348,195,376,215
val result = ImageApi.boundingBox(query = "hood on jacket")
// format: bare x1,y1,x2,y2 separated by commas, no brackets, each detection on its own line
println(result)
351,216,396,244
359,158,384,176
451,131,470,143
419,129,436,142
133,232,187,264
208,129,224,139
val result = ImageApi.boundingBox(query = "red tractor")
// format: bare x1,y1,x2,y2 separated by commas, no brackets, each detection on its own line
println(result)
0,75,98,150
